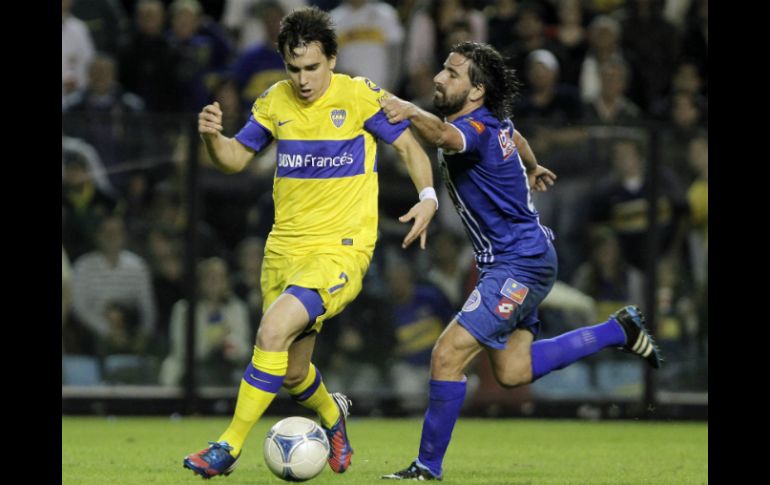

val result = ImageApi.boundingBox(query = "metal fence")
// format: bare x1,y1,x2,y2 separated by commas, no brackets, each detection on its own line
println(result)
62,112,707,419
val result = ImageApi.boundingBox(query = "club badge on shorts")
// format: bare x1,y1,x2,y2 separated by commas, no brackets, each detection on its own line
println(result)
462,289,482,312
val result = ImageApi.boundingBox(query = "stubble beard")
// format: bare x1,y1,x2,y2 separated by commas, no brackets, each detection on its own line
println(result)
433,88,469,117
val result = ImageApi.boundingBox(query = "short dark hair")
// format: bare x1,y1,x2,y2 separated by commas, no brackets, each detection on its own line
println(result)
450,41,520,121
277,6,337,60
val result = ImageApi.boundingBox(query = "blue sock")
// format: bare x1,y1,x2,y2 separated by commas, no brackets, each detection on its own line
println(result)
531,320,625,381
416,379,466,478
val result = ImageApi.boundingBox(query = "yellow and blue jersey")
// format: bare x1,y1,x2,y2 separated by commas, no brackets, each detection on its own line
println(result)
235,73,408,257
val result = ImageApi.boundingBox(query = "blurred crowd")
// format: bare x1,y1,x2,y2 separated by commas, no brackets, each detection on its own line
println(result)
62,0,707,402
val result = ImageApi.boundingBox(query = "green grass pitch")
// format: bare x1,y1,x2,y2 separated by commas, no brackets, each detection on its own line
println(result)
62,416,707,484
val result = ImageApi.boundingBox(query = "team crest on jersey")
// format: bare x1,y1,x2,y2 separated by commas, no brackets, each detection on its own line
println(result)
497,127,516,159
468,119,485,134
462,289,482,312
364,78,381,92
494,296,517,319
500,278,529,304
330,109,347,128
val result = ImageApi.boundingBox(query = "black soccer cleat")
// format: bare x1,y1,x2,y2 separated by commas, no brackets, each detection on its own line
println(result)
611,305,662,369
381,461,442,481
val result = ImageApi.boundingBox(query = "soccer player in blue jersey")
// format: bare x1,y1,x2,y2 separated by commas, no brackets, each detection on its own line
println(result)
183,7,438,479
379,42,662,481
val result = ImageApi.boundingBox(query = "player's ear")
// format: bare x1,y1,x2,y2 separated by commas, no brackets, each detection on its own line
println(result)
328,55,337,70
469,84,485,103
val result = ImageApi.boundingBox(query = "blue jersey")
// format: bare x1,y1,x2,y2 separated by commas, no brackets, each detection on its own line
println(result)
438,106,554,264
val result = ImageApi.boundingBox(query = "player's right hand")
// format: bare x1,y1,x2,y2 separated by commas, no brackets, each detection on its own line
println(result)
379,94,415,124
199,101,224,138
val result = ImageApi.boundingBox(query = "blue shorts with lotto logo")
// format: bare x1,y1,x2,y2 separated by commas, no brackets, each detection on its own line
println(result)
456,242,558,349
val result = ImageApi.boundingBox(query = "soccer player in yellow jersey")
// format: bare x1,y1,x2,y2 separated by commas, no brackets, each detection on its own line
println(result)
183,6,438,479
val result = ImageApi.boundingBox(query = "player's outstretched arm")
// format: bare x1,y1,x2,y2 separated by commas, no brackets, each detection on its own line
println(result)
380,95,464,152
199,101,256,174
391,128,438,250
513,129,556,192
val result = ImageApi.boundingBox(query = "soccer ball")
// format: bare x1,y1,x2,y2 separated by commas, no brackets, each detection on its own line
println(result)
263,416,330,481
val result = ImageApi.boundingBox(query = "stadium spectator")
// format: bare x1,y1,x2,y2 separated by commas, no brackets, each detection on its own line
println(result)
159,257,251,386
385,256,452,412
589,137,690,271
500,2,564,85
63,54,147,193
582,57,641,125
167,0,233,112
118,0,182,112
221,0,307,50
425,231,472,308
686,134,707,290
660,92,706,183
71,0,130,56
571,226,645,320
681,0,708,96
551,0,588,86
230,1,287,111
143,225,185,355
402,0,487,102
651,61,708,121
72,214,157,359
515,49,582,124
62,149,122,260
62,134,115,198
486,0,521,53
232,236,265,335
330,0,405,92
62,0,96,97
579,15,625,104
620,0,681,112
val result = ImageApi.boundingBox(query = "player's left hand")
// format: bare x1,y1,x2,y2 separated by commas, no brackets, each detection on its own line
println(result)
399,199,437,249
528,165,557,192
380,94,415,124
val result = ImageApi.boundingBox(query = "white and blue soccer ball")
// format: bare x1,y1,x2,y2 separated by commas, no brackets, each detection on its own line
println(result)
263,416,330,481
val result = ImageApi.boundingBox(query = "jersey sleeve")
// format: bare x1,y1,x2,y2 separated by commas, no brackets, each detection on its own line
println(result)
356,77,410,144
449,117,488,155
234,85,277,152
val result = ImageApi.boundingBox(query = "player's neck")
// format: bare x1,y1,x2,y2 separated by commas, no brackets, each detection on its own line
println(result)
446,100,484,122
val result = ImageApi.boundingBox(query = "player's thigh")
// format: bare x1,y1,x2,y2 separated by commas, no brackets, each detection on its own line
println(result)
260,249,370,336
257,292,313,349
260,250,291,316
288,250,370,332
454,249,556,350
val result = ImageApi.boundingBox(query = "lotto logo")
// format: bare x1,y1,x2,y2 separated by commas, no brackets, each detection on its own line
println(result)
494,297,517,319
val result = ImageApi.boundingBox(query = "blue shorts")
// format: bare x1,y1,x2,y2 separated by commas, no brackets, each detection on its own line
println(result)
456,243,557,349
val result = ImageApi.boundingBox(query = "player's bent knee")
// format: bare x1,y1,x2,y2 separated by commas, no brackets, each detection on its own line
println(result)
430,343,463,377
283,368,309,388
256,321,293,350
494,366,532,389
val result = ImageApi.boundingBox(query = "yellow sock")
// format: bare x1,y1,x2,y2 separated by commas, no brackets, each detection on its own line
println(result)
218,347,288,455
285,363,340,428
